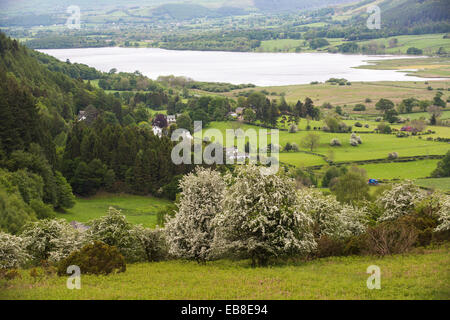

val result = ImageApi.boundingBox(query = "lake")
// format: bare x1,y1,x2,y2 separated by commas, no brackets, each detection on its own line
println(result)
40,47,436,86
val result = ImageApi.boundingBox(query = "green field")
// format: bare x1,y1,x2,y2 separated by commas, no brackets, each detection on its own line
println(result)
415,177,450,192
56,194,173,228
358,56,450,78
2,246,448,300
222,80,449,110
358,33,450,56
359,159,440,180
204,121,450,167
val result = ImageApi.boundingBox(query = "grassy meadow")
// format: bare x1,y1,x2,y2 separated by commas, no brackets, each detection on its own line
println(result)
220,80,449,110
56,194,172,228
2,246,448,300
415,177,450,192
204,121,450,165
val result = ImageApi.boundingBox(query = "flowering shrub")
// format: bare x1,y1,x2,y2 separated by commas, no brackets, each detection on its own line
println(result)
0,232,30,269
330,138,341,146
86,207,145,263
21,219,84,264
213,166,316,266
436,195,450,232
166,167,226,262
377,181,426,222
297,189,367,240
133,225,168,262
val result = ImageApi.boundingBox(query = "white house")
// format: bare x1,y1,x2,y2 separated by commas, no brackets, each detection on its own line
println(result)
167,115,176,124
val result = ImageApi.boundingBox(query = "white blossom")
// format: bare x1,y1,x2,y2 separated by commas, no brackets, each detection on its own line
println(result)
297,188,367,240
21,219,85,263
436,195,450,232
165,167,226,262
377,181,426,221
213,165,316,265
0,232,30,269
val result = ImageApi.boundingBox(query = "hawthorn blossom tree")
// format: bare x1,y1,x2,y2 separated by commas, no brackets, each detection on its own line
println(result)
213,166,316,266
87,207,146,262
436,195,450,232
297,188,367,240
0,232,30,269
376,181,426,222
165,167,226,263
21,219,84,264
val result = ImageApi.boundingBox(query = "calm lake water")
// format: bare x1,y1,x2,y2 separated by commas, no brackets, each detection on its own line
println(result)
40,47,435,86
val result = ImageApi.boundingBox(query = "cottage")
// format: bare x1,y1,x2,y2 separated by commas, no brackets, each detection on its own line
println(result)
235,107,244,115
167,115,177,124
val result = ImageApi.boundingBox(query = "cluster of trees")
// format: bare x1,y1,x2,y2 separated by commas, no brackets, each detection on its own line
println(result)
1,168,449,270
62,118,191,198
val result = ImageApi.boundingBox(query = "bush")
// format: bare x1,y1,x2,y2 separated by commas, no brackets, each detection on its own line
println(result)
315,236,346,258
133,226,168,262
291,143,299,152
213,166,316,266
353,104,366,112
354,122,363,127
0,232,30,269
364,220,418,256
376,181,426,222
297,188,367,241
21,219,85,264
86,207,145,263
166,168,226,262
57,241,126,276
289,124,298,133
330,138,341,146
388,152,399,160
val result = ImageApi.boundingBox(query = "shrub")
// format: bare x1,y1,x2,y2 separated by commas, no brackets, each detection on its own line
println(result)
166,167,226,262
291,143,299,152
289,124,298,133
388,152,399,160
350,138,358,146
376,181,426,222
354,122,363,127
350,133,362,144
213,166,316,266
133,226,168,262
284,142,292,152
331,167,370,204
86,207,145,263
330,138,341,146
297,188,367,241
57,241,126,276
431,150,450,178
364,220,418,256
315,236,346,258
435,195,450,232
21,219,85,264
353,104,366,112
156,204,176,227
0,232,30,269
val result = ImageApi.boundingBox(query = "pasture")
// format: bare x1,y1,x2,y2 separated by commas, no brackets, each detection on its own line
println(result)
415,177,450,192
221,80,449,111
56,193,172,228
204,121,450,166
2,246,448,300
